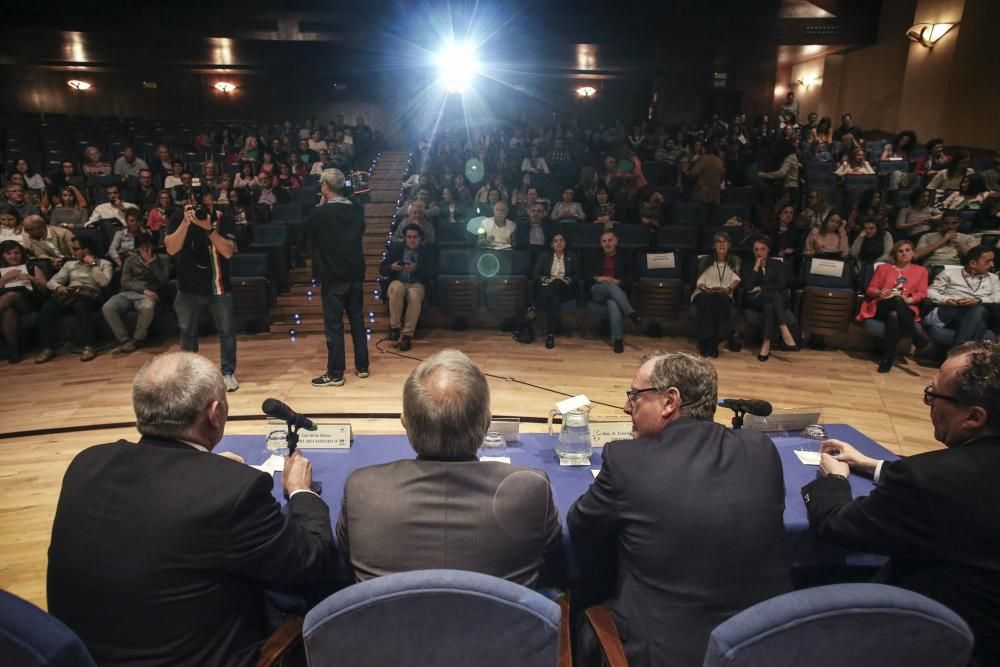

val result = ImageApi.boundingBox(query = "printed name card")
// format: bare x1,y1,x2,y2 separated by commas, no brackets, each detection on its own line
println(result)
267,421,353,449
589,422,634,447
809,258,845,278
646,253,676,270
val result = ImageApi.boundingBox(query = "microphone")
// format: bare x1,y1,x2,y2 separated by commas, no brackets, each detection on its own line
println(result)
261,399,318,431
718,398,773,416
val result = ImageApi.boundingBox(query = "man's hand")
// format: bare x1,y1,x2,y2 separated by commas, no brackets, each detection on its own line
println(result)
138,244,155,263
942,230,957,244
217,451,245,464
402,263,416,272
819,452,851,478
282,451,313,495
143,289,160,302
819,439,879,475
391,261,403,271
54,285,69,295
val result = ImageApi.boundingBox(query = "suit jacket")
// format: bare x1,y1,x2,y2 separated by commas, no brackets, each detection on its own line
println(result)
583,250,636,290
336,457,562,588
568,417,791,667
47,437,338,667
740,257,788,298
802,435,1000,667
531,250,579,286
307,199,365,283
22,225,75,260
378,241,435,286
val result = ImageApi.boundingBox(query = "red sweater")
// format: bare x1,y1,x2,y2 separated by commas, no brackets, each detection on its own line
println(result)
857,263,928,322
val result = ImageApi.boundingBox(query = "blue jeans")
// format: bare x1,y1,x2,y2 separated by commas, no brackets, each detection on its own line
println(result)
321,281,369,376
174,291,237,375
937,304,989,343
591,283,635,341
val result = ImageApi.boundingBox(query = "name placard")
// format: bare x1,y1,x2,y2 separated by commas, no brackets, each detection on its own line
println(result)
590,422,634,447
646,252,676,270
489,418,521,443
267,421,353,449
809,258,845,278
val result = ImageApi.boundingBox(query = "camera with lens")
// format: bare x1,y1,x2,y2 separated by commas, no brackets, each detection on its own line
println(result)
193,205,210,221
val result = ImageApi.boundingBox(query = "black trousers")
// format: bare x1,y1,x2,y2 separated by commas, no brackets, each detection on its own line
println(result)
692,291,733,342
746,290,793,341
875,296,920,361
536,280,572,335
38,295,101,348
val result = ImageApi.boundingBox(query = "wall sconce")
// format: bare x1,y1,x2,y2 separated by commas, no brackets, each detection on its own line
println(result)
576,86,597,98
67,79,92,91
214,81,237,93
906,23,958,49
795,75,820,90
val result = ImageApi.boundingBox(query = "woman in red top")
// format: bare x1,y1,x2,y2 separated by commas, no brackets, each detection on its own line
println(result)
856,240,931,372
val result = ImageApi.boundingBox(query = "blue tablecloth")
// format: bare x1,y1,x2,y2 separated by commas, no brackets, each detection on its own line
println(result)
222,423,896,571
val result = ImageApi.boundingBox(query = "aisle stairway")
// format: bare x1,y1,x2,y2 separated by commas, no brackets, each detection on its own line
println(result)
269,152,412,336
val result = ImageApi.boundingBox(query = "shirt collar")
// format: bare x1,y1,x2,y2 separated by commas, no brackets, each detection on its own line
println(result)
178,439,209,453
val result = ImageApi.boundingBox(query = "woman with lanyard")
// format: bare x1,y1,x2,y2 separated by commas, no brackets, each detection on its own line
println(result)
857,240,931,372
692,232,741,357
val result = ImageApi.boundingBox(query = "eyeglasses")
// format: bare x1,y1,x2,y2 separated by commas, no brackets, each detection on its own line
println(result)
923,385,961,406
625,387,661,404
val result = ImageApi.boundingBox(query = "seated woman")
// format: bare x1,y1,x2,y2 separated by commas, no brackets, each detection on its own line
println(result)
809,116,833,145
895,186,941,240
48,187,89,229
803,211,849,258
850,218,894,266
0,239,48,363
81,146,111,177
941,174,987,211
452,174,473,203
880,130,918,162
927,150,973,194
589,186,620,229
35,236,113,364
741,234,799,361
511,171,533,206
439,186,471,225
476,173,509,206
846,188,889,238
108,209,146,268
550,187,586,223
0,210,22,243
769,204,802,259
856,240,930,373
531,232,578,349
970,194,1000,233
691,232,741,357
41,161,88,213
273,162,301,190
797,190,832,230
233,162,256,190
146,190,176,241
834,147,875,176
14,159,46,199
638,189,665,230
520,146,550,174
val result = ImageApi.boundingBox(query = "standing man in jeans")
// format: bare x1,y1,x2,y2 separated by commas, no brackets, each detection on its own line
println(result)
307,168,369,387
165,192,239,391
587,230,641,353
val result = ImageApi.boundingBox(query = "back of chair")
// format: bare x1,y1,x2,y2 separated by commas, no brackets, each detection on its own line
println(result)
303,570,561,667
0,589,96,667
702,583,973,667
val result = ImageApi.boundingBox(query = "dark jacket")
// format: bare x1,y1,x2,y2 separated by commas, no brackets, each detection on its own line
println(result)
740,256,788,295
47,437,338,667
568,418,791,666
307,199,365,283
379,241,435,286
803,435,1000,667
584,249,637,290
531,250,579,286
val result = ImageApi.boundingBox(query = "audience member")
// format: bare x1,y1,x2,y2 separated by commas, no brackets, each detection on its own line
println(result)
758,141,802,203
915,210,976,265
35,236,112,363
41,161,87,211
102,233,171,355
87,184,138,225
832,112,863,141
0,209,22,243
21,214,74,266
850,218,894,265
337,349,561,586
0,239,48,363
149,144,172,185
146,189,176,238
112,146,148,179
380,224,434,352
570,351,790,667
982,149,1000,192
927,150,973,192
798,190,832,230
132,169,159,214
47,351,337,666
48,187,89,229
3,182,41,219
914,138,950,177
81,146,111,177
803,211,849,258
895,186,941,240
942,174,988,211
834,146,875,176
926,246,999,343
480,201,517,250
531,232,578,349
804,341,1000,667
108,209,146,267
550,186,586,222
856,240,930,373
586,230,640,353
308,168,369,387
165,193,239,391
690,143,724,205
742,234,799,361
692,232,741,357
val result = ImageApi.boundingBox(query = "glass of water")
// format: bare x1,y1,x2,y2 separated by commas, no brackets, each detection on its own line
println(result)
480,431,507,459
800,424,827,452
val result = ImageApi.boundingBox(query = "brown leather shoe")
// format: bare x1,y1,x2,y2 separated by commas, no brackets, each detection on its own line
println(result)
398,335,412,352
35,348,56,364
80,346,97,362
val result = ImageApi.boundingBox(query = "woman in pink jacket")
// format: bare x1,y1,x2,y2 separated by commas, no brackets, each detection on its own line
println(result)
856,240,931,372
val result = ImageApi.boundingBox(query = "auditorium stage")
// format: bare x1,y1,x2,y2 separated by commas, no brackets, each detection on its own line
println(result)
0,327,944,608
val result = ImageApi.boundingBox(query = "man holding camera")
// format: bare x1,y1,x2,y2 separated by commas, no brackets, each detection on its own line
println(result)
165,190,240,391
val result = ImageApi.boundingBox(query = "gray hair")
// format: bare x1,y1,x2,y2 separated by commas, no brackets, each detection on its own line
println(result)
640,350,718,420
948,341,1000,432
132,352,226,439
320,168,345,193
403,349,491,458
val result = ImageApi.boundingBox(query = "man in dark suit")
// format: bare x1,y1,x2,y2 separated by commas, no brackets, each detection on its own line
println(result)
569,351,791,667
379,223,435,352
336,349,562,588
47,351,338,667
804,341,1000,667
306,168,368,387
584,230,640,353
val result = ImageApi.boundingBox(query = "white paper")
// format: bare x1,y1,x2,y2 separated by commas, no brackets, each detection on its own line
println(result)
250,454,286,474
809,258,845,278
555,394,590,415
0,265,31,290
480,456,511,464
794,450,821,466
591,469,600,478
646,252,676,270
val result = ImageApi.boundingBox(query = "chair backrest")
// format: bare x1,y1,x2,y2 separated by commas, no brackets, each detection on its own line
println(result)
0,588,96,667
303,570,561,667
230,252,270,278
844,174,878,191
615,224,651,250
673,202,710,226
564,223,604,249
800,256,854,288
703,583,973,667
438,249,474,276
712,204,752,225
251,224,288,245
657,224,698,251
271,203,302,222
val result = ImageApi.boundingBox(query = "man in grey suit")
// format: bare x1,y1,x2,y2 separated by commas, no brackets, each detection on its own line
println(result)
336,349,562,588
569,351,791,667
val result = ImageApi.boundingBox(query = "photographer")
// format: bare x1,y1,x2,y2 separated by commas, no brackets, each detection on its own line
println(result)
165,190,240,392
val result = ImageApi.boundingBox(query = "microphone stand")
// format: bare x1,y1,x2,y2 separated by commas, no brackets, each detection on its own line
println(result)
280,421,322,496
730,409,746,430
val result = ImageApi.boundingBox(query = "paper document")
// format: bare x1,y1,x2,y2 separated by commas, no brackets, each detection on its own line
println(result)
250,454,286,474
794,450,821,466
591,469,600,479
480,456,511,464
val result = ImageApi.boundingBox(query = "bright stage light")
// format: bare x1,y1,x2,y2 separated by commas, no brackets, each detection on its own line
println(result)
436,42,479,93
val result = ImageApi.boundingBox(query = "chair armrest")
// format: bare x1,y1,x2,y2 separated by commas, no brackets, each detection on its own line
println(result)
558,595,572,667
584,604,628,667
254,617,303,667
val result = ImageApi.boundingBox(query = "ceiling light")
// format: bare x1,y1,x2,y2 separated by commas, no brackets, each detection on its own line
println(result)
576,86,597,98
214,81,237,93
67,79,92,91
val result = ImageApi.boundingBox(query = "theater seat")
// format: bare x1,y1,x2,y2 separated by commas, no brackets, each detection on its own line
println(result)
484,250,531,327
436,249,479,326
799,257,856,337
0,588,96,667
637,251,684,323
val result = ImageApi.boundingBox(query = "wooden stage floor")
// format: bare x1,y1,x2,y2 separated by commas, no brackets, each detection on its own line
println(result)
0,328,943,608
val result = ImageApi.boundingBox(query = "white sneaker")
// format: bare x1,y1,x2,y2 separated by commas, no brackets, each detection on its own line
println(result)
223,374,240,392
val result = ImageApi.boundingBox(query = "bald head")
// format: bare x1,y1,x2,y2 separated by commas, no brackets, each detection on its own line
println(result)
133,352,227,445
402,349,491,458
22,215,47,238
